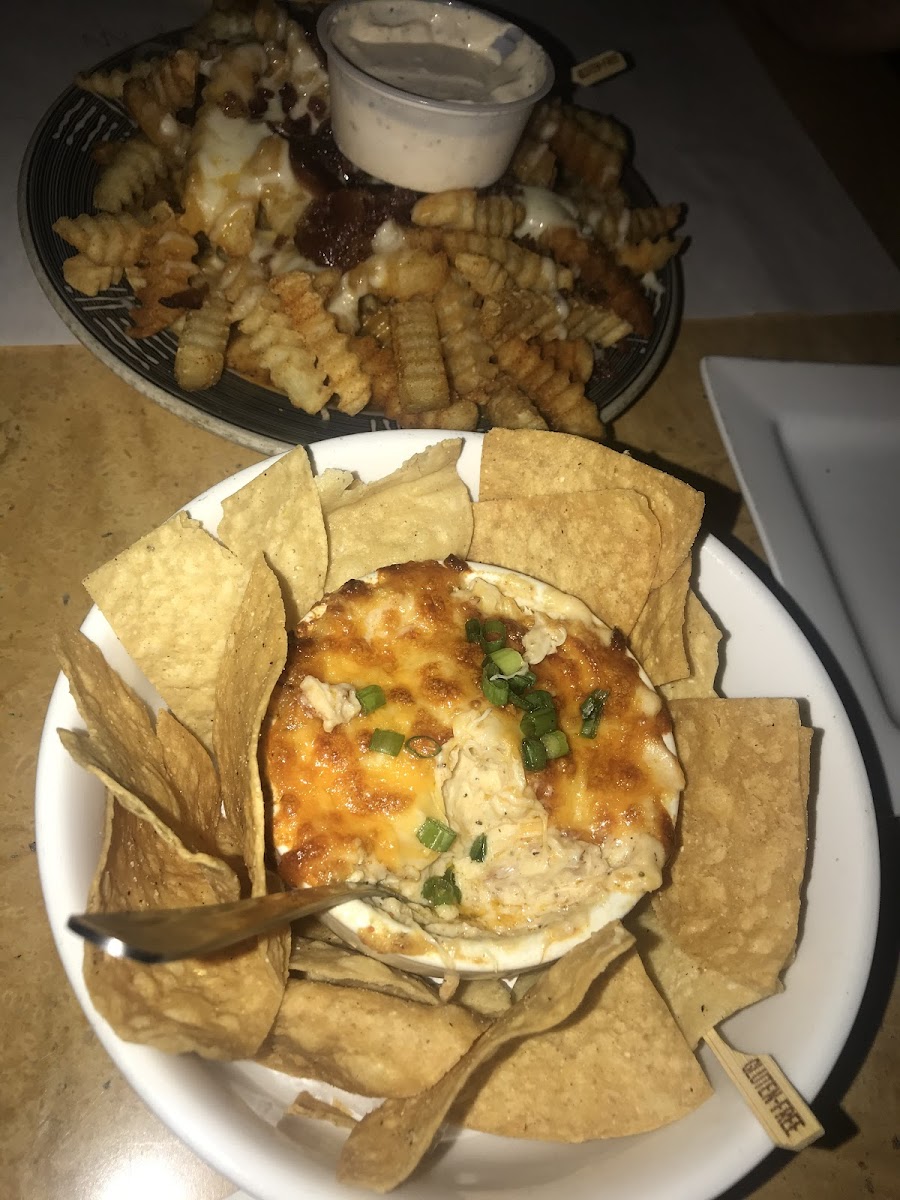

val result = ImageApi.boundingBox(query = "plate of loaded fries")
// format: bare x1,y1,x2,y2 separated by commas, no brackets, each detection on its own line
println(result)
19,0,686,452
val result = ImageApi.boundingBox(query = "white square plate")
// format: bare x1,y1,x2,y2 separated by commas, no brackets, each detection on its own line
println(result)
702,357,900,816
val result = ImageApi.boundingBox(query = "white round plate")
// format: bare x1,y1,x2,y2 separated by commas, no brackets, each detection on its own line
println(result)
35,430,880,1200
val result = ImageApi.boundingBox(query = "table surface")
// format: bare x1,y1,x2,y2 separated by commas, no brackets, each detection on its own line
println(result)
1,4,899,1199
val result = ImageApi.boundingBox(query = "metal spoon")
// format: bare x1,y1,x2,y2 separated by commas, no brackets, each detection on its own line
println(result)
67,883,398,964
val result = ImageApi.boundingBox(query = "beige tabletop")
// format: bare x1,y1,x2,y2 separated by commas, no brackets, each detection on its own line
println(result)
2,10,900,1198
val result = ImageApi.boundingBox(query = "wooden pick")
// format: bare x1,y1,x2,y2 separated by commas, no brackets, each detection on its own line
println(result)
703,1027,824,1151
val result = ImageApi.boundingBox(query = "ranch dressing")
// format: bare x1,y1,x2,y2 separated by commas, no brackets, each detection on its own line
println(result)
330,1,545,103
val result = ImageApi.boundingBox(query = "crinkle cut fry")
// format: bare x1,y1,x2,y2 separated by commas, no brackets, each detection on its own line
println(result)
433,274,497,397
471,375,547,431
616,236,685,275
397,398,479,431
509,135,557,188
123,48,199,162
237,284,331,413
75,56,162,100
62,256,123,297
494,336,605,440
53,213,147,267
128,208,200,338
412,189,525,238
452,252,510,297
346,249,449,304
175,291,231,391
273,272,371,415
406,228,572,293
548,106,625,192
542,337,595,384
389,297,451,414
565,299,632,347
93,136,169,214
541,226,653,338
479,287,564,343
352,334,400,417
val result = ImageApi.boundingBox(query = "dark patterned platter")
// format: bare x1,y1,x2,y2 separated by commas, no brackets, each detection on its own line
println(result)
19,32,682,455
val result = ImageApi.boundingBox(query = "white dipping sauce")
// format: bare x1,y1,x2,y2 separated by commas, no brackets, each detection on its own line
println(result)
330,1,545,103
321,0,553,191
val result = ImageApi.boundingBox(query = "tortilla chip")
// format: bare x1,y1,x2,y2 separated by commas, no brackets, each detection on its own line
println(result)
653,698,807,995
453,977,514,1019
255,979,487,1098
627,903,764,1049
479,429,704,587
284,1091,357,1131
629,556,692,684
316,467,356,513
84,512,249,749
457,950,713,1140
56,631,222,857
83,792,285,1059
336,923,633,1193
470,491,660,633
212,558,287,897
660,590,723,700
218,447,328,628
323,440,473,591
289,940,439,1006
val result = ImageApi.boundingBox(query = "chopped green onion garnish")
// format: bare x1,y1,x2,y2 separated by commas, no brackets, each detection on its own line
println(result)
507,670,537,694
480,618,507,652
405,734,442,759
469,833,487,862
369,728,405,756
355,684,386,713
422,867,461,907
579,689,609,737
489,647,525,676
541,730,570,759
521,735,548,771
580,688,610,719
520,707,558,738
521,689,555,712
416,817,457,852
482,672,509,707
465,617,482,643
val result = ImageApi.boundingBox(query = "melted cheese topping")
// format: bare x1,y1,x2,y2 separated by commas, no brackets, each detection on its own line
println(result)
262,560,682,936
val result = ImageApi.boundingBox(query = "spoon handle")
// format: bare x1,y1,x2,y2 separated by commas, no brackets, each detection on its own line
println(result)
67,883,388,963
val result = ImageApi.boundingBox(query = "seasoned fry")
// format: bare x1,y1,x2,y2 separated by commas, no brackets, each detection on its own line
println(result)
494,336,605,440
52,212,147,267
565,298,633,346
396,398,479,430
509,134,557,187
451,251,510,297
236,283,330,413
75,57,162,100
273,271,371,415
389,297,450,413
542,336,595,383
549,107,625,192
352,334,400,416
541,226,653,337
433,275,495,397
128,207,200,338
122,48,199,162
93,136,169,214
616,236,685,275
411,229,573,293
62,255,123,296
175,292,231,390
346,249,450,305
412,189,525,238
471,375,548,431
479,287,564,343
